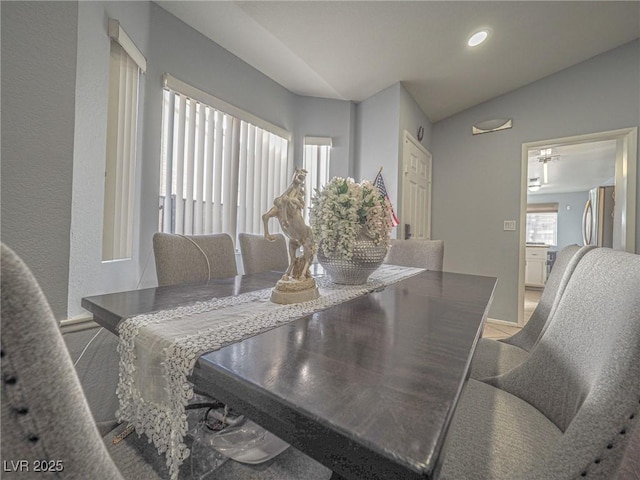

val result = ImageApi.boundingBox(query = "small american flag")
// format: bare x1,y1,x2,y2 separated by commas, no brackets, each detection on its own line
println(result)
374,170,400,227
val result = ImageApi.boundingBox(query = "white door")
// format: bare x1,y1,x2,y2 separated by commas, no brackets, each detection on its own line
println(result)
401,131,432,240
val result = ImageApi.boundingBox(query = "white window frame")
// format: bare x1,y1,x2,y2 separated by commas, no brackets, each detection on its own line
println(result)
159,75,292,244
303,136,332,221
102,19,146,261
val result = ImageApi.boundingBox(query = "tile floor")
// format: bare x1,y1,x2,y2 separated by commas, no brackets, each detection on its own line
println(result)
483,288,542,340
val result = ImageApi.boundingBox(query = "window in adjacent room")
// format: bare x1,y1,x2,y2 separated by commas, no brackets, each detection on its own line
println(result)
526,203,558,246
159,75,292,243
302,136,332,221
102,19,146,261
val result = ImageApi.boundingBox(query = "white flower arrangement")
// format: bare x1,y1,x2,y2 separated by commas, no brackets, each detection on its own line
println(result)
310,177,394,259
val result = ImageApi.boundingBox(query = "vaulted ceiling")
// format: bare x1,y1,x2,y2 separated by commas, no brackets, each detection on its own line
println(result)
156,1,640,122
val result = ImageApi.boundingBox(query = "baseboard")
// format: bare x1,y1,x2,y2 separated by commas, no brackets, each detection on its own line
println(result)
60,316,99,334
487,317,519,327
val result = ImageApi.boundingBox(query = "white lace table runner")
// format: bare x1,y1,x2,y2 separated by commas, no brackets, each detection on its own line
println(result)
116,265,424,479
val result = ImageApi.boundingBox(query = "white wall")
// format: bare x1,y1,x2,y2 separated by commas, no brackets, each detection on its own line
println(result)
432,39,640,322
1,2,78,319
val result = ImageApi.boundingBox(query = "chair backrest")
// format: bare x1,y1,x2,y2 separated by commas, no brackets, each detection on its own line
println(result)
504,244,593,352
153,233,237,286
238,233,289,275
384,239,444,271
1,244,124,479
489,248,640,478
616,422,640,480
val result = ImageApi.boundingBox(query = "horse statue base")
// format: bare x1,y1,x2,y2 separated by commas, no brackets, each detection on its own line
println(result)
270,276,319,305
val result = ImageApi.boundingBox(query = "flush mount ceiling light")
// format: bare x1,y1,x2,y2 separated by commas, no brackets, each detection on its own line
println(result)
468,30,489,47
472,118,512,135
528,177,542,192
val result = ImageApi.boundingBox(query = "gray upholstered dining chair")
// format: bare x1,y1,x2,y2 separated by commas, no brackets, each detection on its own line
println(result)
616,423,640,480
1,244,331,480
2,243,130,479
64,327,121,436
470,244,594,380
438,247,640,479
153,232,238,286
384,239,444,271
238,232,289,275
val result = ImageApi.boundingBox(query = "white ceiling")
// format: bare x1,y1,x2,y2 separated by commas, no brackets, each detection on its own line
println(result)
155,1,640,122
527,140,616,196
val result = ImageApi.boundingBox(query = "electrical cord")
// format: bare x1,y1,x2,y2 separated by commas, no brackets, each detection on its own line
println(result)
73,327,104,366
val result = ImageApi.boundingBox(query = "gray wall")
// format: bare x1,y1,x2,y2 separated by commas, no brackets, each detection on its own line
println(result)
68,1,151,319
1,1,359,319
63,327,120,433
432,39,640,322
1,2,78,319
355,82,433,238
355,83,400,190
527,192,589,252
4,1,637,327
398,84,433,232
399,84,432,150
136,2,300,293
293,95,355,179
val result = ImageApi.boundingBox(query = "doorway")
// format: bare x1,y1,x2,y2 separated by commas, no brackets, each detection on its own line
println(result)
518,127,637,326
401,130,432,240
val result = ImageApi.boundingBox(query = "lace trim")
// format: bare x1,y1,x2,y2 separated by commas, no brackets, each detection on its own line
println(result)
116,265,424,479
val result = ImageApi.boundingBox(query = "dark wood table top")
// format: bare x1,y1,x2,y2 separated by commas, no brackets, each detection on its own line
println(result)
81,271,283,335
82,269,497,480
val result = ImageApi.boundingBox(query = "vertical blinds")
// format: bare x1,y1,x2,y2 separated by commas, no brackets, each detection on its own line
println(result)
159,79,291,242
102,41,141,261
303,137,332,221
527,202,559,213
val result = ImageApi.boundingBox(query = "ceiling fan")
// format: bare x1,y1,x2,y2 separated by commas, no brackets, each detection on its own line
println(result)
536,148,561,184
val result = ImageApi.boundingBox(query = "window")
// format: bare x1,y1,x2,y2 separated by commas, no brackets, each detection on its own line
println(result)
526,203,558,246
159,75,292,242
302,137,331,221
102,19,146,261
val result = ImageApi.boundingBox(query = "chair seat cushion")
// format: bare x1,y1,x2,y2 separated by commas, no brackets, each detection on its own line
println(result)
469,338,529,380
438,379,562,480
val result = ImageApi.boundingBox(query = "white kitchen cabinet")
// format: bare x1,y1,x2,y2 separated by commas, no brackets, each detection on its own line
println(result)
525,246,548,288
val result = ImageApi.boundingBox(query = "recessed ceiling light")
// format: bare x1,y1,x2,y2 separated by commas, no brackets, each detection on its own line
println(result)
468,30,489,47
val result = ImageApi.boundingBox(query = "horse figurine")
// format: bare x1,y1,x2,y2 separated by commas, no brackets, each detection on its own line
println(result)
262,168,316,281
262,168,319,304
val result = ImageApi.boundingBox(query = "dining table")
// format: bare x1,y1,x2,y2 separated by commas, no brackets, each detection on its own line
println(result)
82,267,497,480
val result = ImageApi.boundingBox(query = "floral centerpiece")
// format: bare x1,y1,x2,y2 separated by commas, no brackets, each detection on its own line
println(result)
310,177,394,284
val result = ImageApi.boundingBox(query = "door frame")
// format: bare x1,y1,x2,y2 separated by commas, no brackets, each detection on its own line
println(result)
518,127,637,326
401,130,433,240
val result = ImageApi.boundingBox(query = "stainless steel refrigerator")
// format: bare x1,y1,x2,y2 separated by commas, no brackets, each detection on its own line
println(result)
582,186,615,247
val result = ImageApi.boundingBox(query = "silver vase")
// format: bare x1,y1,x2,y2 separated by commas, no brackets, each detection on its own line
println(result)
317,231,388,285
